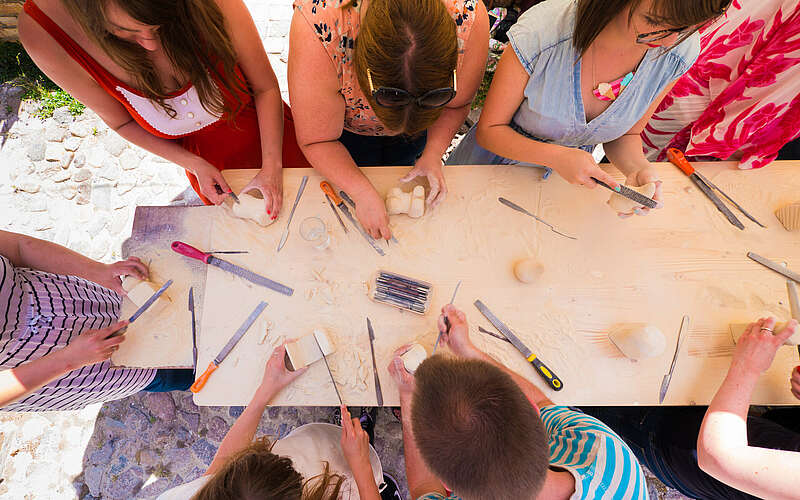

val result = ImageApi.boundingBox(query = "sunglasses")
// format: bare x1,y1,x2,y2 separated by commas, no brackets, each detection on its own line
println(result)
367,68,457,109
636,25,692,44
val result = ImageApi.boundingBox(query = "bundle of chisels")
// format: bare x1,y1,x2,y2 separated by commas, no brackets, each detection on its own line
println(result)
372,270,432,314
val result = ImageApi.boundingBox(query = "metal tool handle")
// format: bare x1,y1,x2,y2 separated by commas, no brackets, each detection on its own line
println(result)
320,181,343,205
171,241,211,264
190,362,218,393
339,190,356,208
592,179,658,209
528,354,563,391
667,148,695,176
286,176,309,222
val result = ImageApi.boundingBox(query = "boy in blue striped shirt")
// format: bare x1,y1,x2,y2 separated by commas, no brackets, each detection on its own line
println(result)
388,305,648,500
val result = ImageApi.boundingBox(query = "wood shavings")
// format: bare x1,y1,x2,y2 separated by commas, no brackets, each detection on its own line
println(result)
258,321,275,345
331,350,370,391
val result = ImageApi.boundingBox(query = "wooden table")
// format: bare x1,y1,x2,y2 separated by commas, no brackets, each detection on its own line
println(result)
122,161,800,407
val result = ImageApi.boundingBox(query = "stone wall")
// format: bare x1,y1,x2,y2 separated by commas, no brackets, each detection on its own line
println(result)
0,1,23,42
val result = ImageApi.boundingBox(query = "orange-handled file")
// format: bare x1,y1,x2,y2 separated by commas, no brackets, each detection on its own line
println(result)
320,181,343,206
190,362,218,393
666,148,695,176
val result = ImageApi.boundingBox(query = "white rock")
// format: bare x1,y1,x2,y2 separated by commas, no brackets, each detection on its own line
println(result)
60,184,78,200
119,149,141,170
64,136,81,152
45,123,66,142
21,417,48,441
33,214,54,231
20,194,46,212
72,152,86,168
17,179,40,193
69,121,92,138
60,151,75,169
26,142,46,161
76,183,91,205
117,172,137,194
99,158,121,181
86,146,105,168
104,134,127,157
52,106,73,125
72,168,92,183
45,143,62,162
52,170,71,183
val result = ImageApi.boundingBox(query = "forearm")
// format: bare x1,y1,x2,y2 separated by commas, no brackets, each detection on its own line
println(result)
254,86,285,171
10,231,103,281
302,141,374,196
603,135,649,177
477,124,572,169
113,120,208,174
421,105,469,162
400,393,446,498
0,349,74,407
350,464,381,500
205,388,274,475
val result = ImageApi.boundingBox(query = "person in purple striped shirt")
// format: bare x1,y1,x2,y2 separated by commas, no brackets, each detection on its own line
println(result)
0,230,191,412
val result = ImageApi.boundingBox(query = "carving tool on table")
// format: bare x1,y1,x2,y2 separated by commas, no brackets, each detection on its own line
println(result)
747,252,800,283
172,241,294,296
340,190,400,245
320,181,385,256
660,315,690,404
433,280,461,354
314,334,344,405
787,280,800,361
109,279,174,337
324,191,348,234
367,318,383,406
278,175,309,252
214,184,240,204
478,326,511,343
590,179,659,209
207,250,249,255
191,301,268,393
373,270,431,313
668,148,765,230
189,287,197,377
498,197,577,240
474,300,564,391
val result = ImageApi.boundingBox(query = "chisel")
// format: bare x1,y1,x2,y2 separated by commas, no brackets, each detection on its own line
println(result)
191,301,268,393
660,315,690,404
591,178,658,209
315,334,344,405
189,287,197,377
367,318,383,406
324,193,348,234
320,182,385,256
109,279,174,337
747,252,800,283
277,175,309,252
433,280,461,354
172,241,293,296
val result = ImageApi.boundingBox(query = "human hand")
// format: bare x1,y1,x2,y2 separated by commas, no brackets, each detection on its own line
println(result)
191,161,233,205
58,321,128,370
240,167,283,221
791,366,800,400
400,153,447,208
353,187,392,240
340,406,372,472
388,346,417,396
437,305,480,359
255,344,307,401
731,318,798,377
618,166,663,218
90,257,149,294
553,148,620,189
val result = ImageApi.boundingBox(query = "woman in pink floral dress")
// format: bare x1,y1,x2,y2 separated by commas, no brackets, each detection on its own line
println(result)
641,0,800,169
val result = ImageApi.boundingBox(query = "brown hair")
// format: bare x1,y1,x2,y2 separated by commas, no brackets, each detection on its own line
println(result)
573,0,732,55
191,437,344,500
352,0,458,136
62,0,249,119
411,356,549,500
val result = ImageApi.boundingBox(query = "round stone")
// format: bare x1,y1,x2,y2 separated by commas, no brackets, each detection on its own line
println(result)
187,112,195,119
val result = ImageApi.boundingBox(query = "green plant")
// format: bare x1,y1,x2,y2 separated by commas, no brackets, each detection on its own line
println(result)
471,69,495,110
1,41,85,119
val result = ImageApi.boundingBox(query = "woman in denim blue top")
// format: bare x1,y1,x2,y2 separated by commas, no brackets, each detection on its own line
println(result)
449,0,730,216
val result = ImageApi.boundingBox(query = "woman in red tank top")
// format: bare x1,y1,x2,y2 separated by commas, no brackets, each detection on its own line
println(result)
19,0,309,213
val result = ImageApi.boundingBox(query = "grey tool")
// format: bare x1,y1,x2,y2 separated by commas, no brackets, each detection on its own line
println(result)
189,287,198,377
325,194,349,234
207,250,249,255
660,315,690,404
111,279,174,337
191,301,268,392
340,190,399,245
277,175,309,252
215,184,240,204
474,300,563,391
314,334,344,405
478,326,511,343
787,281,800,361
498,197,577,240
591,178,659,209
320,182,385,256
172,241,294,296
367,318,383,406
747,252,800,283
433,280,461,354
693,170,765,228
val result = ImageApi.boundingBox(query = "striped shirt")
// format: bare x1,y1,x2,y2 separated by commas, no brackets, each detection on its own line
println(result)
417,406,647,500
0,255,155,411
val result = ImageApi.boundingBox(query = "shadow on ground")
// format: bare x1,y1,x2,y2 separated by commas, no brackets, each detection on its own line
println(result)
0,84,24,148
71,391,408,499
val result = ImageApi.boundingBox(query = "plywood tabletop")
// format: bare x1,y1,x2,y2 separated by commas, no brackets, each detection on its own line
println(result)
163,161,800,406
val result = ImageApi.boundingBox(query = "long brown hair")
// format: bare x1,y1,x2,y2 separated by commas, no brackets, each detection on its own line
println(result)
573,0,732,55
352,0,458,136
191,437,344,500
62,0,249,119
412,356,549,500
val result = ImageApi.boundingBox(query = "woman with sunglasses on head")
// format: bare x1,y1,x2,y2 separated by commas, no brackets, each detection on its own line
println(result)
447,0,730,217
289,0,489,240
19,0,309,213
